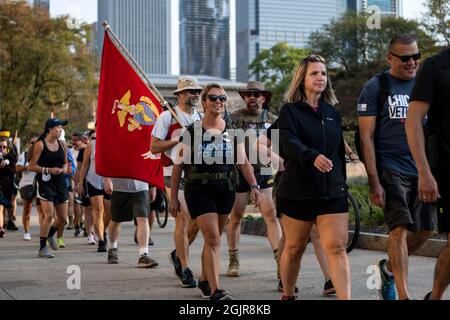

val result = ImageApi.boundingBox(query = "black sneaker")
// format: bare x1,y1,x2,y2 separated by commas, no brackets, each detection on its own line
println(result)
210,289,232,300
170,249,182,279
138,253,159,268
107,248,118,264
97,241,107,252
149,237,154,246
181,267,197,288
424,291,432,300
198,279,211,299
323,278,336,296
278,280,299,293
281,294,297,300
74,227,82,237
6,220,18,231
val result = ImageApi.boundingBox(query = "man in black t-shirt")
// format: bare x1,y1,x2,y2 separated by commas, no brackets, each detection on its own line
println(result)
406,47,450,300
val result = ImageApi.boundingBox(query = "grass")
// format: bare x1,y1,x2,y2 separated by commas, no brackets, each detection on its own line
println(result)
348,183,385,228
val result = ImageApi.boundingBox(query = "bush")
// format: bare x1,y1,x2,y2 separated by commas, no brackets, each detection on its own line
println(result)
244,214,264,221
348,183,385,228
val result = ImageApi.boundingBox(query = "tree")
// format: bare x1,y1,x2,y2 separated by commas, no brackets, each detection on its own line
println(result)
0,1,97,139
248,42,309,113
423,0,450,46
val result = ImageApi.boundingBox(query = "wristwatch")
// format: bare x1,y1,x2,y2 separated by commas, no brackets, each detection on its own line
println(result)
250,184,261,190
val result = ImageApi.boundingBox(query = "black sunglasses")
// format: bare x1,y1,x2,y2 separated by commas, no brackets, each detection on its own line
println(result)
184,89,202,95
389,52,421,62
0,145,8,150
207,95,227,102
29,141,36,145
244,92,262,98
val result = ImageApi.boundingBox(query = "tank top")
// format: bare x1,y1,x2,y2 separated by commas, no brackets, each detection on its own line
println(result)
86,140,103,190
37,139,65,183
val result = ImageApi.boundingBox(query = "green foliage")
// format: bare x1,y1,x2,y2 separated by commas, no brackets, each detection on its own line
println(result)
423,0,450,46
349,183,385,227
243,214,264,221
0,1,97,139
248,42,309,113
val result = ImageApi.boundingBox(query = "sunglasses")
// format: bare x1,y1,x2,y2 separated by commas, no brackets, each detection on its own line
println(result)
0,145,8,150
29,141,36,145
389,52,421,62
184,89,202,95
207,95,227,102
244,92,262,98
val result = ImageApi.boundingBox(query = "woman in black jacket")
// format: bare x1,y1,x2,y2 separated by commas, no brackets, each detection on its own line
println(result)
277,55,350,300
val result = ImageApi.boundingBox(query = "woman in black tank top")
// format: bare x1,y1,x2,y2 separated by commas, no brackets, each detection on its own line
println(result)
29,118,69,258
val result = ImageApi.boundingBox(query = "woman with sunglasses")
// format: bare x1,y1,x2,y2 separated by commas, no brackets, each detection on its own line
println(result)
0,137,16,238
277,55,350,300
170,83,261,300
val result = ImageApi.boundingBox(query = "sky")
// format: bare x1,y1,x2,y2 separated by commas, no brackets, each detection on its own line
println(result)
50,0,427,24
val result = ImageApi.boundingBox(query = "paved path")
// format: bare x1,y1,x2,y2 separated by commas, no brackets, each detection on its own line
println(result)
0,207,448,300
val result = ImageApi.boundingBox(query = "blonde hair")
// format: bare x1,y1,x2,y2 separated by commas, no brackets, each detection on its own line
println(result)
284,55,338,106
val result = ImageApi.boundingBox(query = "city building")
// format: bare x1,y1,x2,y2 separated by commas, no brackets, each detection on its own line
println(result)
97,0,172,75
236,0,346,82
347,0,402,17
179,0,231,79
28,0,49,11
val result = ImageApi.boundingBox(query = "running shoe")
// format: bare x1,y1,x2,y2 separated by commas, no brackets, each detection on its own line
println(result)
376,259,397,300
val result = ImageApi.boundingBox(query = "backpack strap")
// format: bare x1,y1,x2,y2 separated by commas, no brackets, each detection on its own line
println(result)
375,72,391,117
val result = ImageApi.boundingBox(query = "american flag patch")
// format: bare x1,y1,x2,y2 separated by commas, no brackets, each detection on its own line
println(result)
357,104,367,112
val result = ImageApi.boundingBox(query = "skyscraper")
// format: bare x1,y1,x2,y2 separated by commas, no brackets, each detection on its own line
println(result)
97,0,172,75
28,0,49,11
347,0,402,17
236,0,346,82
179,0,230,79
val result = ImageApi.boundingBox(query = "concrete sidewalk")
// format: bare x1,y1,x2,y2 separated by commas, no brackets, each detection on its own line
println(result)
0,207,448,300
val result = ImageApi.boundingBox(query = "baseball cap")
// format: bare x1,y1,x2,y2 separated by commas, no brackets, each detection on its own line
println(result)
45,118,68,133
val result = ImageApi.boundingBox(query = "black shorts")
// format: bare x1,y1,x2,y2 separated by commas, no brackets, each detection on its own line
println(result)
36,179,68,205
19,185,36,202
276,195,348,222
87,182,110,200
79,180,91,207
237,170,273,193
185,188,235,219
438,196,450,233
379,169,437,232
111,190,150,223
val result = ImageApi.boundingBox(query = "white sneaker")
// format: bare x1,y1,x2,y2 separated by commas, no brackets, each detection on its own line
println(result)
87,233,96,245
23,233,31,241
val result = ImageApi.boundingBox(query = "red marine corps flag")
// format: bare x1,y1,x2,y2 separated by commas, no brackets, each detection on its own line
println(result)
96,22,164,189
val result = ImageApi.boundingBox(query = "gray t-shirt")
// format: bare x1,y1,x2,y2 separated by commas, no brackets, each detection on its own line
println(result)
111,178,148,193
357,72,417,177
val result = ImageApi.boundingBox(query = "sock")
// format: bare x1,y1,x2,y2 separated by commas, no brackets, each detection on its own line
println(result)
139,247,149,257
109,241,118,249
383,260,394,276
48,226,58,238
40,237,47,250
229,249,238,253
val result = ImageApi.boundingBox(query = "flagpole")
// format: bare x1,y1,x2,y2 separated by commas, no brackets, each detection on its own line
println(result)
102,21,185,128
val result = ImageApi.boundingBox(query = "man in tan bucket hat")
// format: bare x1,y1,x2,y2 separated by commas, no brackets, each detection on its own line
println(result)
151,76,203,291
226,81,281,280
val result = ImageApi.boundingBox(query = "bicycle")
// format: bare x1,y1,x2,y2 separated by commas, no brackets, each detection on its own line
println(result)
346,191,360,253
155,189,169,228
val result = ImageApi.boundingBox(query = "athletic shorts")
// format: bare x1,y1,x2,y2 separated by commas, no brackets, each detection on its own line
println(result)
379,168,437,232
185,188,235,219
276,196,348,222
87,182,110,200
164,176,185,190
36,179,68,205
79,180,91,207
19,185,36,202
237,170,273,193
111,190,150,223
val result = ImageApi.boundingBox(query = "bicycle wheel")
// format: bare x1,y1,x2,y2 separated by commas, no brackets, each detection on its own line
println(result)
156,192,169,228
346,191,360,253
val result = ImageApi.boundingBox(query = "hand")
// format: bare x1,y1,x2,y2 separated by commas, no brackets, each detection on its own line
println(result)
418,172,440,203
104,179,113,195
169,197,180,218
149,187,156,203
314,154,333,173
369,182,386,209
77,183,85,197
348,152,358,162
250,189,262,208
50,167,63,175
142,150,161,160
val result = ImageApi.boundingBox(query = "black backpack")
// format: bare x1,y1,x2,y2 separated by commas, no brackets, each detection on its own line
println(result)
355,72,391,163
